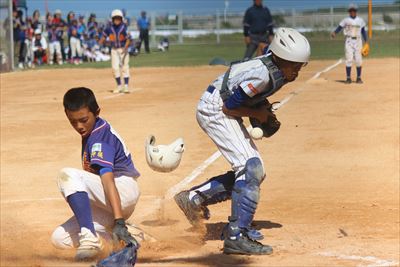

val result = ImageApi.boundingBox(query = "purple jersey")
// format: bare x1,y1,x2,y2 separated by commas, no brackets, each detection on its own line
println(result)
81,117,140,178
103,23,130,48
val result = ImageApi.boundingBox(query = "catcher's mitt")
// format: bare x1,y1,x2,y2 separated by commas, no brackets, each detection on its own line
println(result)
361,43,370,57
97,243,138,267
249,101,281,138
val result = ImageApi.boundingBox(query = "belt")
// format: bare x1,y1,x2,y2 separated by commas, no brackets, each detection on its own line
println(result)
206,85,215,94
347,36,358,40
249,31,267,35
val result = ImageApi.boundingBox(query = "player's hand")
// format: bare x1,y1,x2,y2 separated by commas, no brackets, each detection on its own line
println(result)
244,36,251,45
330,32,336,39
112,218,138,247
256,104,274,123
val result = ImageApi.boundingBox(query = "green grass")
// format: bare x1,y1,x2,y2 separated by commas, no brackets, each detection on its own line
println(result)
35,30,399,70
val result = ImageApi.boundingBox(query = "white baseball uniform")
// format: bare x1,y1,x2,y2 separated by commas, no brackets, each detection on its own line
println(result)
196,56,271,180
339,16,366,67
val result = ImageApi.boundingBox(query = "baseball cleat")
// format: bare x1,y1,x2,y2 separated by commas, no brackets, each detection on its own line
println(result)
223,232,273,255
113,87,122,94
75,227,103,261
174,190,210,226
345,78,352,84
356,78,363,84
122,86,130,94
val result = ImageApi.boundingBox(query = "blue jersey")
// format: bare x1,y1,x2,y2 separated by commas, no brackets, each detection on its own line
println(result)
137,17,150,30
81,117,140,178
103,23,130,48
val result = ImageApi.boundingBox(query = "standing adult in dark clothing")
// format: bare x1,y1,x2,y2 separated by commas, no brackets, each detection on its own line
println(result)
137,11,150,53
243,0,274,60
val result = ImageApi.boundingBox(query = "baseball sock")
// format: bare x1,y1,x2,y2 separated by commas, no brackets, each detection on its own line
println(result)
115,77,121,86
356,67,362,78
124,77,129,86
67,192,96,235
346,66,351,79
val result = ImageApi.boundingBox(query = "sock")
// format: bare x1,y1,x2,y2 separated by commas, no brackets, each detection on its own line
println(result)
67,192,96,235
124,77,129,86
356,66,362,78
346,66,351,79
115,77,121,86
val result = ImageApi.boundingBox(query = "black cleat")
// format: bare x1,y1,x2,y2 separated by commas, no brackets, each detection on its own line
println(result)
356,78,363,84
345,78,352,84
223,233,273,255
174,190,210,226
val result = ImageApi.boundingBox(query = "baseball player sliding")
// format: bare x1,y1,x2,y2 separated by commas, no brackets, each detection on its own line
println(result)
99,9,132,94
331,3,368,84
175,28,311,255
51,87,140,261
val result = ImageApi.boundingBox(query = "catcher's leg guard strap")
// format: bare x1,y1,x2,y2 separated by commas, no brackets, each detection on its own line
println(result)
189,171,235,206
228,157,264,236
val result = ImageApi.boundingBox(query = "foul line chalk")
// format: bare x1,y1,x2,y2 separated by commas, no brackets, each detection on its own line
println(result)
165,59,343,199
103,88,143,100
318,251,399,267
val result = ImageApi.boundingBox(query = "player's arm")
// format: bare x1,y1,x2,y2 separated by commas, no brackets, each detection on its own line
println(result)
99,169,123,219
331,19,345,38
361,27,368,43
222,86,272,123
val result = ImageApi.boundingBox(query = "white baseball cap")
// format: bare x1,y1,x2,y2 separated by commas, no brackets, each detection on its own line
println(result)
348,3,358,11
55,9,62,14
34,28,42,35
269,27,311,63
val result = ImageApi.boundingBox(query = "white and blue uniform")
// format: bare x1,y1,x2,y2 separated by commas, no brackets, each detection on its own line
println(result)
51,118,140,249
197,57,271,178
337,16,367,67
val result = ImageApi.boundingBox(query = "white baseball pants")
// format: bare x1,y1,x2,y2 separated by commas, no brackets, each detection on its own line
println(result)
51,168,140,249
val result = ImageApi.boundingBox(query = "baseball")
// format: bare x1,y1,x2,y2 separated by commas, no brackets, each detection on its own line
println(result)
250,127,263,140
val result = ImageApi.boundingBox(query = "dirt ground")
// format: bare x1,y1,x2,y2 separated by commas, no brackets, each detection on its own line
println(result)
1,58,399,267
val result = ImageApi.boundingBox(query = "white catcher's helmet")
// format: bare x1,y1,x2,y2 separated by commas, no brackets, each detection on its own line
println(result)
145,135,185,172
111,9,124,19
269,27,311,63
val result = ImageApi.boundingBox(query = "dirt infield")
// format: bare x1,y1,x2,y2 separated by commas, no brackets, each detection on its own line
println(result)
1,58,399,266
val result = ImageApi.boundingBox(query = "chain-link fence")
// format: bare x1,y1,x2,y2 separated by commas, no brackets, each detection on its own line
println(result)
0,0,13,72
145,3,399,46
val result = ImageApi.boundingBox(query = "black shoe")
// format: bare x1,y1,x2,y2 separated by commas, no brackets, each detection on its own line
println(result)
345,78,352,84
356,78,363,84
223,233,273,255
174,190,210,226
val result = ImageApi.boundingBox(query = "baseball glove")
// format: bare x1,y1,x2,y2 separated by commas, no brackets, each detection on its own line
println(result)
249,100,281,138
361,43,370,57
97,243,138,267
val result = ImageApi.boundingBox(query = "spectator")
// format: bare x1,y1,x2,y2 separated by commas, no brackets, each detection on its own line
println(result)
13,9,26,69
69,19,82,64
32,29,47,66
24,27,34,68
48,23,63,65
243,0,274,60
87,13,98,36
77,15,86,38
31,10,41,30
137,11,150,53
45,12,53,30
122,9,131,26
53,9,67,61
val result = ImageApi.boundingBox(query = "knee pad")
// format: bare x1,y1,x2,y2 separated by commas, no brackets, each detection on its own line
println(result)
57,168,86,198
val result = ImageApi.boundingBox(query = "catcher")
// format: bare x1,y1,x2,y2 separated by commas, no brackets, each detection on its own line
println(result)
175,28,310,255
331,3,369,84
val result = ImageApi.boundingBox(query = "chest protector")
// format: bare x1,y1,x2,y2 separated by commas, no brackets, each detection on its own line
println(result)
220,56,285,107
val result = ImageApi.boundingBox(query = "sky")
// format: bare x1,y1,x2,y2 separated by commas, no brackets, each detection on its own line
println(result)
24,0,395,17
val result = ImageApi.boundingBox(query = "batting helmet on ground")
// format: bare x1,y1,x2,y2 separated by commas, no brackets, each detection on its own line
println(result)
145,135,185,172
269,27,311,63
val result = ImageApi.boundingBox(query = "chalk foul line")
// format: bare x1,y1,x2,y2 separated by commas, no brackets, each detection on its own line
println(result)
166,59,343,199
318,251,399,267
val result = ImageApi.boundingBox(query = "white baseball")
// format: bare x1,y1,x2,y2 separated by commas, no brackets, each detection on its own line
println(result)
250,127,263,140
